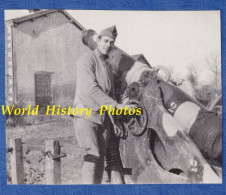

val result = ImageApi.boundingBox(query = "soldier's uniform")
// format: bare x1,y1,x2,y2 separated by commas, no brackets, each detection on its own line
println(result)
73,26,120,184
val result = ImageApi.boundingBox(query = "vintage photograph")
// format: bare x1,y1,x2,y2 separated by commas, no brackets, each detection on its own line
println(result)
4,9,222,184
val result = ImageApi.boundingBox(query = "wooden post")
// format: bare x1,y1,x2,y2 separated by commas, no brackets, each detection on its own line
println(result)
45,140,61,184
9,138,24,184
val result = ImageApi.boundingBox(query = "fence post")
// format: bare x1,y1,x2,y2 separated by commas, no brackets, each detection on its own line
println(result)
9,138,24,184
45,140,62,184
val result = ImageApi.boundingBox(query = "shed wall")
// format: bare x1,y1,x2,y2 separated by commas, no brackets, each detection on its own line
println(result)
13,11,90,107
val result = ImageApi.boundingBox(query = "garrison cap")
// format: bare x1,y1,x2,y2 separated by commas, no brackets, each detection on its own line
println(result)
99,25,118,40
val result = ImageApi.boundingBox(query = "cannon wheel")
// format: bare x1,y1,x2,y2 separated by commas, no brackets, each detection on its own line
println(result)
122,99,148,136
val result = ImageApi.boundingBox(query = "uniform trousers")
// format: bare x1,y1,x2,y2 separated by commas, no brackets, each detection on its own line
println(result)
73,116,111,184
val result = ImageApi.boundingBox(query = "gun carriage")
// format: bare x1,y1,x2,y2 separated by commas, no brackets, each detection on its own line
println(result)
82,29,222,184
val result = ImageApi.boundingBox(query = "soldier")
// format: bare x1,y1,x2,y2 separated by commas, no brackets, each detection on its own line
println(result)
73,26,135,184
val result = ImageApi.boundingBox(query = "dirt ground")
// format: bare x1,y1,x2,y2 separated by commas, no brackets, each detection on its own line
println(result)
6,118,109,184
6,116,222,184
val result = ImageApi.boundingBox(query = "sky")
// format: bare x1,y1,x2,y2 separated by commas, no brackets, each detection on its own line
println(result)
5,10,221,84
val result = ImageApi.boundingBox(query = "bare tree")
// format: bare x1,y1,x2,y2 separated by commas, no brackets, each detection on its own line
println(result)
206,51,221,94
186,63,198,87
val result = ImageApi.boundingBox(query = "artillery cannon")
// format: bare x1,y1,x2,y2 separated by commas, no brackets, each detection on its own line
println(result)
82,30,222,184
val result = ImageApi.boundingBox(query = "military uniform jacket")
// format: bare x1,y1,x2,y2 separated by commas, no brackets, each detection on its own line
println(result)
73,48,117,124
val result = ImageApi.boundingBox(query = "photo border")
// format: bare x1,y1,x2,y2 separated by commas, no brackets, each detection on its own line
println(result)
0,0,225,194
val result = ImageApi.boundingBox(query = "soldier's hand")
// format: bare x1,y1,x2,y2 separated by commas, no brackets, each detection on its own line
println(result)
113,120,124,137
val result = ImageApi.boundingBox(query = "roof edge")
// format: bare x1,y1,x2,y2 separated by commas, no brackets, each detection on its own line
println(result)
7,10,57,23
6,9,87,31
62,10,86,31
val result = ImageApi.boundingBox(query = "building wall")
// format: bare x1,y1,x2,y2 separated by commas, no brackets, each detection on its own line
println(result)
11,11,90,107
5,21,14,105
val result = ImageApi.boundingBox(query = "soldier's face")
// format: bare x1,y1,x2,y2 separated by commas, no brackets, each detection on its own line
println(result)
97,36,115,55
